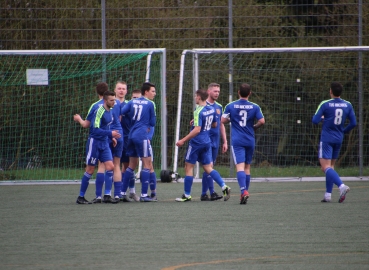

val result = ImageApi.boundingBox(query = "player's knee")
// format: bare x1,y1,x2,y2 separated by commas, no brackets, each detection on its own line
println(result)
85,166,95,175
202,165,213,175
105,163,114,171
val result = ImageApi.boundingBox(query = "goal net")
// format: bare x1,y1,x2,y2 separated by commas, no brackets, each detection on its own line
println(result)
0,49,167,181
174,47,369,177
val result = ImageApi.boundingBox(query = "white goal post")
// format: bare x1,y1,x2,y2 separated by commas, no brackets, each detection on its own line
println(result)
173,46,369,177
0,48,167,181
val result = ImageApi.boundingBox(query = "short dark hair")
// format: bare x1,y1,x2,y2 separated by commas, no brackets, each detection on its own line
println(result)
103,90,115,100
208,82,220,89
239,83,251,97
96,82,109,96
141,82,155,95
331,82,343,97
196,88,208,101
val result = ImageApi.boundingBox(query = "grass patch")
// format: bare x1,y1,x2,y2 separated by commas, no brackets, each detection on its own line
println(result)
0,181,368,269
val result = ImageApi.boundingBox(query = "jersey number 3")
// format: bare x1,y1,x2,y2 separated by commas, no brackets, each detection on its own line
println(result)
239,110,247,127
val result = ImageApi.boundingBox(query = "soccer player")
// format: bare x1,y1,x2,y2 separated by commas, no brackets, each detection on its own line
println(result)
221,83,265,205
76,90,121,204
109,82,125,201
73,82,112,203
312,82,356,203
200,83,228,201
119,87,142,202
175,88,231,202
121,82,157,202
146,90,158,201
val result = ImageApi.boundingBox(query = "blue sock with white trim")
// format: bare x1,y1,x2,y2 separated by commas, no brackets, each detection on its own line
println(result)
104,170,113,195
79,172,92,197
184,176,194,196
209,170,225,188
237,171,246,194
140,168,150,196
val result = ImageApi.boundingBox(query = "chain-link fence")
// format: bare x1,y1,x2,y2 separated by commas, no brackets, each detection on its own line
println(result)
1,0,368,173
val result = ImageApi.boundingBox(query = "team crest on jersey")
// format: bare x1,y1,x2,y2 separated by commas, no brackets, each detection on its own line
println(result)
216,109,221,114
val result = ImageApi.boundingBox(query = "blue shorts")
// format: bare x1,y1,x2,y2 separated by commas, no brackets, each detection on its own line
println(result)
85,137,112,166
120,135,129,163
211,146,219,164
231,145,254,165
185,143,212,165
319,141,341,159
110,137,123,158
126,137,152,158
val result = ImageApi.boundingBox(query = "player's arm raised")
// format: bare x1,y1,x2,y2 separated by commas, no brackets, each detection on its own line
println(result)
73,114,90,128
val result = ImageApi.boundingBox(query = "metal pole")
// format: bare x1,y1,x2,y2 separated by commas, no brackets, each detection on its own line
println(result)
358,0,363,176
101,0,107,82
160,49,168,170
228,0,234,177
193,53,200,179
173,50,190,173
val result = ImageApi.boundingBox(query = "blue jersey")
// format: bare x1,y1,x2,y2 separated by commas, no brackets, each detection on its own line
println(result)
90,106,113,141
148,102,156,140
206,100,223,148
121,96,156,140
312,98,356,144
110,99,123,133
86,99,103,121
190,105,216,146
223,99,264,147
120,100,131,138
86,99,104,134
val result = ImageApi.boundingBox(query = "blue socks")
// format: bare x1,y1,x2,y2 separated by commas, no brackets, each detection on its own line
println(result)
237,171,246,193
79,172,92,197
207,174,215,194
129,174,136,189
246,174,251,190
209,170,225,188
201,172,208,195
114,181,122,198
325,167,342,192
184,176,194,195
150,172,157,195
104,170,113,195
140,168,150,195
122,168,134,194
95,172,104,197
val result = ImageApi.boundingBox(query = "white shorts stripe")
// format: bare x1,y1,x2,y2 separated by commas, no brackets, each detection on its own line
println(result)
185,145,192,161
150,145,154,161
143,140,148,157
86,138,94,164
231,145,237,164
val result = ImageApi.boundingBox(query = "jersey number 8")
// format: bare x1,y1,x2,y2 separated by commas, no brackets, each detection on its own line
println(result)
334,108,343,125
